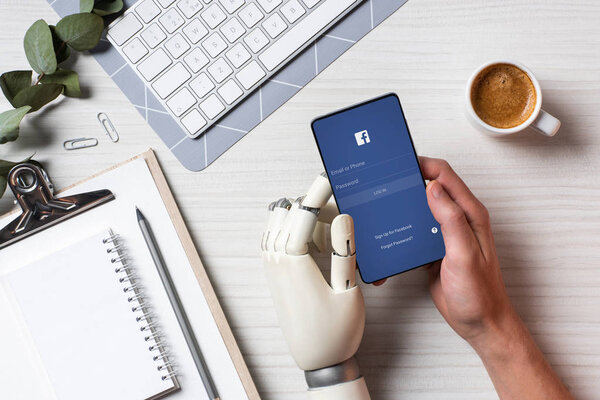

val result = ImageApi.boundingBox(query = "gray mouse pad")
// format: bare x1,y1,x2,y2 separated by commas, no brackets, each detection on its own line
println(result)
48,0,408,171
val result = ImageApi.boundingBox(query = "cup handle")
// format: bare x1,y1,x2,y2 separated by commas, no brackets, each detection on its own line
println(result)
532,109,561,137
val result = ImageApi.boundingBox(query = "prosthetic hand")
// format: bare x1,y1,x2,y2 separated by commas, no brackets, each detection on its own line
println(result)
261,173,370,400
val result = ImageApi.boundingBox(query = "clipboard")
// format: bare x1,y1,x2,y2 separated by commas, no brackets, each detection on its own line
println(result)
0,149,259,400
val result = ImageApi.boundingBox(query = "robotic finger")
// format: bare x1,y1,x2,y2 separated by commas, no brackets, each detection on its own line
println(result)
277,196,319,255
312,201,340,251
303,172,333,209
317,201,339,224
263,198,291,252
275,173,334,255
330,214,357,292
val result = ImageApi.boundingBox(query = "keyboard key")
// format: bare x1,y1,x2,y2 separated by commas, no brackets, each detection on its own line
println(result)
182,18,209,43
236,60,265,89
184,48,209,72
218,0,245,13
202,32,227,57
189,73,215,98
201,4,227,29
225,43,251,68
141,23,167,48
207,58,233,83
108,13,143,45
260,0,356,71
257,0,282,13
152,63,191,98
137,48,172,80
166,87,196,116
220,17,245,43
262,13,287,38
218,79,243,104
244,28,269,53
136,0,161,23
238,3,264,28
159,8,185,33
281,0,305,23
200,94,225,119
177,0,203,18
122,38,148,63
156,0,176,7
165,33,190,58
181,109,207,136
301,0,319,8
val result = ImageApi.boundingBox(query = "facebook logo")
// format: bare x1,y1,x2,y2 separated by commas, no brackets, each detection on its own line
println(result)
354,130,370,146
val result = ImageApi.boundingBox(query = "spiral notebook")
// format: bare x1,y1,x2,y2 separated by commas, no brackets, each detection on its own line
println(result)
0,150,258,400
5,230,178,400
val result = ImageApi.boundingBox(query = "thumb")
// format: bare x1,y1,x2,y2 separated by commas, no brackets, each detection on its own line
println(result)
426,180,478,256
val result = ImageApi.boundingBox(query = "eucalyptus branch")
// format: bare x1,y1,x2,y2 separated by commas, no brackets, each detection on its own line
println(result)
0,0,125,198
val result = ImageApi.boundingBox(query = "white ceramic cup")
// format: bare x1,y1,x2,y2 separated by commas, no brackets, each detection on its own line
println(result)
465,60,560,137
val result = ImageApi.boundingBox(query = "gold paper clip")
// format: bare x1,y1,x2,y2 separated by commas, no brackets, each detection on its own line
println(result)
63,137,98,150
97,112,119,142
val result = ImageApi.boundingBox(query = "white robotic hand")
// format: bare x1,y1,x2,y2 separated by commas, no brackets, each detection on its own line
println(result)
261,173,370,400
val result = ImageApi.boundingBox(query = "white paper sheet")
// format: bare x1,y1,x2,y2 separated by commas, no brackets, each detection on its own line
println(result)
6,231,175,400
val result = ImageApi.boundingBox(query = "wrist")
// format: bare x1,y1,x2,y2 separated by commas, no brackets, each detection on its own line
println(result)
468,306,527,363
304,356,361,389
305,357,371,400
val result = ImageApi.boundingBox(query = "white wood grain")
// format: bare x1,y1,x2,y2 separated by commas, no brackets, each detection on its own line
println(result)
1,0,599,398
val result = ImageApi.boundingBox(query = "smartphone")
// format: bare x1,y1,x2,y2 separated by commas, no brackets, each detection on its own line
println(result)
311,93,445,283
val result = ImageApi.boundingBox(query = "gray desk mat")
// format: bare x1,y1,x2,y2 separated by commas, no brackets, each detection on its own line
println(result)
48,0,408,171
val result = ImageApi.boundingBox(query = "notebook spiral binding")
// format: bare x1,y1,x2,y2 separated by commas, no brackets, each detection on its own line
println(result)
103,231,177,382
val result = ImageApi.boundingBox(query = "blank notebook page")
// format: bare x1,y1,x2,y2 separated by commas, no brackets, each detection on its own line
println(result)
6,231,176,400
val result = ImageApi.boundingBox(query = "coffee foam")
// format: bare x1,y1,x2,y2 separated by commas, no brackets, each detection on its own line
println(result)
471,63,536,129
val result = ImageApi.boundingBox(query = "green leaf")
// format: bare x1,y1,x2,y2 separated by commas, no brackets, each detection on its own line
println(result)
55,13,104,51
24,19,57,75
0,175,6,198
40,69,80,97
0,106,31,144
80,0,94,12
0,155,34,199
49,25,71,64
0,156,32,175
0,71,32,106
93,0,124,16
12,84,64,113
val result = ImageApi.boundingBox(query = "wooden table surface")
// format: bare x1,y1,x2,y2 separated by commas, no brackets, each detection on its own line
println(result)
1,0,599,398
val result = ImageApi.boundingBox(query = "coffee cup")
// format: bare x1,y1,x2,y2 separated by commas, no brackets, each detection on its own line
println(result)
465,60,560,137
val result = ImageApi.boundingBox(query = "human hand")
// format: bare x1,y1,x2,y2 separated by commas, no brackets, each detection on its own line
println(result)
420,157,573,399
419,156,516,347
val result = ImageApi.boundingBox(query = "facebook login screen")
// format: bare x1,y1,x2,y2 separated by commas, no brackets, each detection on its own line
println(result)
312,95,445,282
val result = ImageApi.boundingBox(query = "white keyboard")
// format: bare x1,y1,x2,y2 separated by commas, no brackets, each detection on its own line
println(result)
107,0,363,138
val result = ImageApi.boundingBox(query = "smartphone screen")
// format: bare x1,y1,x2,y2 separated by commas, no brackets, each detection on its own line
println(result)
311,93,445,283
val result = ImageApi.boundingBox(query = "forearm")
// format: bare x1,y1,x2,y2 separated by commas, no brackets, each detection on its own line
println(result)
470,309,573,400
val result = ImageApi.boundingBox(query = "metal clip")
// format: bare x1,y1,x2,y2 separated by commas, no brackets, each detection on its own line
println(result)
63,137,98,150
0,163,114,249
97,112,119,142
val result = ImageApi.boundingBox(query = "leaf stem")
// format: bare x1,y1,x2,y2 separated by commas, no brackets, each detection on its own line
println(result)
34,42,66,85
34,73,45,85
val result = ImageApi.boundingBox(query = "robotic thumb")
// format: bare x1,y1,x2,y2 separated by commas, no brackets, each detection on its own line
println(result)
330,214,357,292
